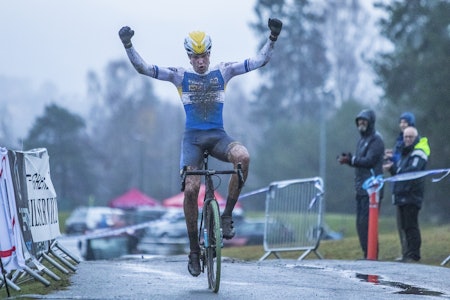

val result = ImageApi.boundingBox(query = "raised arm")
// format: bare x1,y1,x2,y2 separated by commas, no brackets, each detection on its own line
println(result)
222,18,283,78
118,26,180,82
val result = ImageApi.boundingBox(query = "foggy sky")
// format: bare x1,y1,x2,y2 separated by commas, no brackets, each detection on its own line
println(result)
0,1,259,137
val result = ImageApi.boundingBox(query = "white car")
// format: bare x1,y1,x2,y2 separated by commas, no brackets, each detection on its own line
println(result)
65,206,124,235
146,209,187,239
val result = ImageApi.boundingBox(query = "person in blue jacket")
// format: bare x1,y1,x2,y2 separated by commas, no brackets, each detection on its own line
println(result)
385,112,416,164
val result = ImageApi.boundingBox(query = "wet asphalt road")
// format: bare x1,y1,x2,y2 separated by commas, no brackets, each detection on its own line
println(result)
28,255,450,299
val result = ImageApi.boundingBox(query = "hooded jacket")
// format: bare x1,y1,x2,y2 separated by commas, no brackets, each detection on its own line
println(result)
352,109,385,196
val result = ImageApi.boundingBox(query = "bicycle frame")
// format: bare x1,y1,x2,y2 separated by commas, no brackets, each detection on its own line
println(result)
181,150,243,292
180,152,243,193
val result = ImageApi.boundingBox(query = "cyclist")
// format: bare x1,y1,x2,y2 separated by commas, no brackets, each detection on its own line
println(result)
119,18,282,277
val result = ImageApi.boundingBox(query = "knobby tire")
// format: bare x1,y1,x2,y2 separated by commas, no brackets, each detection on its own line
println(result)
206,199,221,293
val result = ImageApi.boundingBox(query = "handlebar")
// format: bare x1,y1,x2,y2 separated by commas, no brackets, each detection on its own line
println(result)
180,163,244,192
183,169,239,176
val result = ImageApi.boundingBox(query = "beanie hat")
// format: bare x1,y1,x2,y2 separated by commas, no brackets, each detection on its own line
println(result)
399,112,416,127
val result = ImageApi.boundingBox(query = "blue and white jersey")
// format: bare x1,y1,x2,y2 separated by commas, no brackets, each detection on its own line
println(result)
125,38,275,130
180,69,225,130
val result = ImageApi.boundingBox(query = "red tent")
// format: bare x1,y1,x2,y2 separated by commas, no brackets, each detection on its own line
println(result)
162,184,242,211
109,188,160,209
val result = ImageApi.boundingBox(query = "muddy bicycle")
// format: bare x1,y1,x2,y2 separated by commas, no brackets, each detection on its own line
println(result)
181,150,243,293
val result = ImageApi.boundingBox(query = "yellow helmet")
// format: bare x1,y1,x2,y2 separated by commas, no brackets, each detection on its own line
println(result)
184,31,212,55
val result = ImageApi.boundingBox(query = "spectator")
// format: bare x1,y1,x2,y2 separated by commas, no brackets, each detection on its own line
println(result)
384,112,416,164
338,109,385,259
383,111,416,261
383,126,430,262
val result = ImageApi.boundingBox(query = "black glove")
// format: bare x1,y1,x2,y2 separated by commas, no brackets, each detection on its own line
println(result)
119,26,134,49
338,152,353,165
268,18,283,41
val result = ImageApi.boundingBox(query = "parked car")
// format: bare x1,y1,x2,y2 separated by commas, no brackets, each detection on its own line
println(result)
65,206,125,235
122,207,167,238
80,234,131,260
224,219,265,247
137,209,189,255
224,218,296,247
146,209,187,239
124,207,167,224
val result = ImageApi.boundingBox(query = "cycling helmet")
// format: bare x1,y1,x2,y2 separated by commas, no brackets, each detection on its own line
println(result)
184,31,212,55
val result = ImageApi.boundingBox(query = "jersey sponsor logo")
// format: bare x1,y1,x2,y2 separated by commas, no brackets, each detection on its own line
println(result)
182,70,225,105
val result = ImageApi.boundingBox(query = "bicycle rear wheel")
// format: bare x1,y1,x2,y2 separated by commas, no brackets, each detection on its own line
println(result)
205,199,221,293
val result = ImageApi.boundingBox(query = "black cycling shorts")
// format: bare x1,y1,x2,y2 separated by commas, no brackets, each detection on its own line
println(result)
180,128,239,169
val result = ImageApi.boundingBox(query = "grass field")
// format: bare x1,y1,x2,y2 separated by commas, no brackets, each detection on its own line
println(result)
3,213,449,298
223,214,450,266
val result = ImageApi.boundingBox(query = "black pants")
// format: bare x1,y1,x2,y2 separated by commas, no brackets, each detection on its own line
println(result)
396,207,408,258
356,195,370,258
397,204,421,261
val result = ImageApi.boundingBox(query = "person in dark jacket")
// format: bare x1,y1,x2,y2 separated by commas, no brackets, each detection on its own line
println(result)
384,126,430,262
338,109,385,259
383,111,416,261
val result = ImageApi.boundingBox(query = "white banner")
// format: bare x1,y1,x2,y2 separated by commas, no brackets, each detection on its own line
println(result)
0,148,26,272
24,149,61,242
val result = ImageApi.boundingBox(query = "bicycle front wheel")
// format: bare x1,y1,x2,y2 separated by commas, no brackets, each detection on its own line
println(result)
206,199,221,293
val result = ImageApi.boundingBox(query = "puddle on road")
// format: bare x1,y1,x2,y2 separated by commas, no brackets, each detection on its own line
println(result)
356,273,445,296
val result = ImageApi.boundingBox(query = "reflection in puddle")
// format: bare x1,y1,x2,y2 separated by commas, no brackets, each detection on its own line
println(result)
356,273,445,296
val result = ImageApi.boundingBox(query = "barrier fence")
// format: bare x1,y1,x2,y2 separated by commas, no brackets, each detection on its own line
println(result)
0,147,79,297
254,177,325,261
73,168,450,266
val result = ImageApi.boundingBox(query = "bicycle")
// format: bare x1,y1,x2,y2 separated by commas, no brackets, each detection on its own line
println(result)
181,150,243,293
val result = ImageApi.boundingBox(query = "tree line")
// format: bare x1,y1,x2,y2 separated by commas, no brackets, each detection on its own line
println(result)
2,1,449,222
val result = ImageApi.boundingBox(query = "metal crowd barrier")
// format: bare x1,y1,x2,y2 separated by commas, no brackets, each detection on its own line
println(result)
259,177,324,261
3,240,81,293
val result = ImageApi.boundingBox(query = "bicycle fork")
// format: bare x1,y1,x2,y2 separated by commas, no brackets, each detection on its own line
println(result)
199,199,223,272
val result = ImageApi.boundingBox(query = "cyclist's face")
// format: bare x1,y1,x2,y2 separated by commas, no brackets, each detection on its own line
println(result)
189,52,210,74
